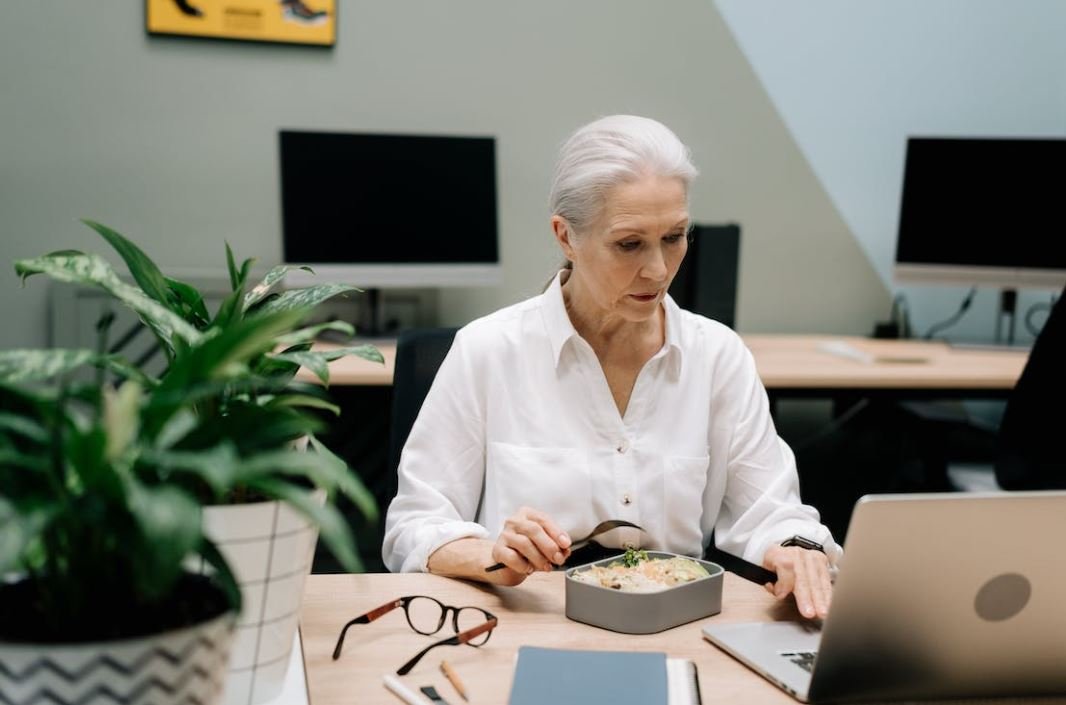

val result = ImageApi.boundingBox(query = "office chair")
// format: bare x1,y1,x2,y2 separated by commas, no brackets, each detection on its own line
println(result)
994,284,1066,490
385,328,459,504
669,223,741,329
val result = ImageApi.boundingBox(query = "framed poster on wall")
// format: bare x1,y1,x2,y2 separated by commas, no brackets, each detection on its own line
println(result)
146,0,336,47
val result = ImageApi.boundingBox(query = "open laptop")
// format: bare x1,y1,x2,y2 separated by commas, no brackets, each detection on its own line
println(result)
703,492,1066,702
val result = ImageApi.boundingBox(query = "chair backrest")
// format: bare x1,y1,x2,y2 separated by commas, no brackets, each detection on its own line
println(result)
668,223,741,329
386,328,459,490
995,284,1066,489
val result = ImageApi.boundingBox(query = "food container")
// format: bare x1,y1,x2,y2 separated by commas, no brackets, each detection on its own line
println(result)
564,551,724,634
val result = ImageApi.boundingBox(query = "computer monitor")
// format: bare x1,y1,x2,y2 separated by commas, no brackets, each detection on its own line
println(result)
279,130,500,288
893,137,1066,290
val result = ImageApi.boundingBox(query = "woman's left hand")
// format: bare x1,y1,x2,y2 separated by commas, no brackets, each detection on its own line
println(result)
762,545,833,619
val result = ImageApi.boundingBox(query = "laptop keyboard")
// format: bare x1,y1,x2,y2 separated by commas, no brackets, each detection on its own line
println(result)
781,651,818,673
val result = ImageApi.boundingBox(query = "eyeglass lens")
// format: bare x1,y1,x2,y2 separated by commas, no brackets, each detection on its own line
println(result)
404,596,493,646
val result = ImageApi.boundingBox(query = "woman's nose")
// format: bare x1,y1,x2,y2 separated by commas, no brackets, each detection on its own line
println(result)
641,245,669,281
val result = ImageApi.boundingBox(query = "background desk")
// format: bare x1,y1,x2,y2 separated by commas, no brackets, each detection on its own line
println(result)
300,572,1065,705
305,336,1028,572
307,335,1027,396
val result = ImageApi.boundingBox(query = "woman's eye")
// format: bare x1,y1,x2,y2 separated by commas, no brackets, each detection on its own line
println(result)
664,233,685,244
617,241,641,252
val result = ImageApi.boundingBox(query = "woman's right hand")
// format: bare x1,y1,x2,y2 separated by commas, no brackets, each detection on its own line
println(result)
490,506,572,585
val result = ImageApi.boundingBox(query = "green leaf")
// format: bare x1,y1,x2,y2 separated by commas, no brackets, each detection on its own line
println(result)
166,277,211,327
100,354,159,388
264,344,382,387
0,412,49,444
274,320,355,347
141,443,241,497
126,479,202,600
0,496,58,574
0,448,50,473
244,265,314,311
154,408,198,450
265,394,341,416
82,219,175,309
212,285,246,330
318,344,384,365
0,349,96,383
238,257,255,291
198,536,242,613
256,284,358,315
225,242,239,291
268,351,331,385
309,434,379,523
13,253,203,348
246,476,362,573
146,309,309,433
0,349,156,387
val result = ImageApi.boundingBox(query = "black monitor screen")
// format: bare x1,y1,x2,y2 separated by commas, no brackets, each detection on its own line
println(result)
280,130,498,264
896,137,1066,270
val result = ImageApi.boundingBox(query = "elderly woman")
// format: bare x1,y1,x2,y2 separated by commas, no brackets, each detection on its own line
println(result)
383,115,840,619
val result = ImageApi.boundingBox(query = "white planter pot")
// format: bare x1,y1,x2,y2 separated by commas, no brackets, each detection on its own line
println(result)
0,609,235,705
202,493,322,705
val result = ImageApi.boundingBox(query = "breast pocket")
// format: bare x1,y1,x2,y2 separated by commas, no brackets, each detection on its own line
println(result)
663,454,710,554
487,442,590,525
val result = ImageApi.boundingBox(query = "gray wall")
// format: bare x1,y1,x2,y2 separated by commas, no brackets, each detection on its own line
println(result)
0,2,886,350
718,0,1066,343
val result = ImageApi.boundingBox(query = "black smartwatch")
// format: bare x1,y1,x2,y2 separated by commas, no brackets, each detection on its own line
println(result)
780,535,825,554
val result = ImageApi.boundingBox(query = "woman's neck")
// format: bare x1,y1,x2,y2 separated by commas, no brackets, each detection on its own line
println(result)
560,270,663,357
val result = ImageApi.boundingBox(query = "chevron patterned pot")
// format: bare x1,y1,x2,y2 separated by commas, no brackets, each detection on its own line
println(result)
201,492,322,705
0,608,235,705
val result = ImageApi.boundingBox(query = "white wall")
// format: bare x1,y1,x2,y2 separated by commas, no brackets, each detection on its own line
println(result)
717,0,1066,343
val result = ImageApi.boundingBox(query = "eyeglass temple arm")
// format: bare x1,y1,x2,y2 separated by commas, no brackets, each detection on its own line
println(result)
395,618,497,676
331,598,404,660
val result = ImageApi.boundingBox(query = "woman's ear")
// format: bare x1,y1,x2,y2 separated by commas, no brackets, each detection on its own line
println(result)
551,215,577,262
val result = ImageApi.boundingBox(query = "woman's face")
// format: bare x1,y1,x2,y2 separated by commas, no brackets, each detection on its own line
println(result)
556,174,690,324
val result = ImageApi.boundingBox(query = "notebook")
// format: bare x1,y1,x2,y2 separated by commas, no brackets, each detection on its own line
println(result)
507,646,701,705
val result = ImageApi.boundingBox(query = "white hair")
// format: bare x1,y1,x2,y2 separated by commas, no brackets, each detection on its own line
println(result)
549,115,698,237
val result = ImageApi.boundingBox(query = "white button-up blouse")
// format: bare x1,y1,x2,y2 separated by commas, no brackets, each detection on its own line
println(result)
382,273,841,574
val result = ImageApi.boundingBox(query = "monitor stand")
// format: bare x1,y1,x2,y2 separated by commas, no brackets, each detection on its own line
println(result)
995,288,1018,346
357,287,387,338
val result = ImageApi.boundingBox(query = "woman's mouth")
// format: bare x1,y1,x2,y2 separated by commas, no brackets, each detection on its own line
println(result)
629,292,659,302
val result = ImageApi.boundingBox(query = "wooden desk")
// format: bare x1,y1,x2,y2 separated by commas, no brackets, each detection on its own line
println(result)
300,573,1065,705
305,336,1027,396
300,572,804,705
744,335,1026,398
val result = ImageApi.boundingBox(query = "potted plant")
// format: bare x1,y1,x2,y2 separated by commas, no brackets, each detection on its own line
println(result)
0,304,325,704
10,221,382,704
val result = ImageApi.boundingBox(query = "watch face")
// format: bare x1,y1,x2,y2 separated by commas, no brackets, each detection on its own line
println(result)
782,536,825,552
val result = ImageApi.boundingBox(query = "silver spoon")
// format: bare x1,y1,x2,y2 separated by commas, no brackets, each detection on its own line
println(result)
484,519,645,572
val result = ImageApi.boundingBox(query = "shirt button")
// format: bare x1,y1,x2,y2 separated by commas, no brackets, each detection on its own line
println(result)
616,438,630,453
621,493,632,506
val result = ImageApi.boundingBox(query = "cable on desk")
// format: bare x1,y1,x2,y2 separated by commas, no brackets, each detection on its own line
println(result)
923,287,976,340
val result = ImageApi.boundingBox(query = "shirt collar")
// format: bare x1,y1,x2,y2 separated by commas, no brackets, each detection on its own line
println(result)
661,293,684,380
541,271,579,368
540,270,685,378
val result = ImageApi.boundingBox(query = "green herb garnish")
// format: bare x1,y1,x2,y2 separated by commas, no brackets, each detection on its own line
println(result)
621,548,649,568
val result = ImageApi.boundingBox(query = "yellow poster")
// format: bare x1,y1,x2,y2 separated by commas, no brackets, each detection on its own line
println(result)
146,0,336,47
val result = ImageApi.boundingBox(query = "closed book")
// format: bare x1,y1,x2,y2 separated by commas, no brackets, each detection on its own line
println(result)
507,646,701,705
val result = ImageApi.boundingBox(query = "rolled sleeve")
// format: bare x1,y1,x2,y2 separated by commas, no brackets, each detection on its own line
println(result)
712,345,842,569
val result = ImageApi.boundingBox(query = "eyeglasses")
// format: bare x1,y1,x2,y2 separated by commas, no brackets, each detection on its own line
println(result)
332,595,498,675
